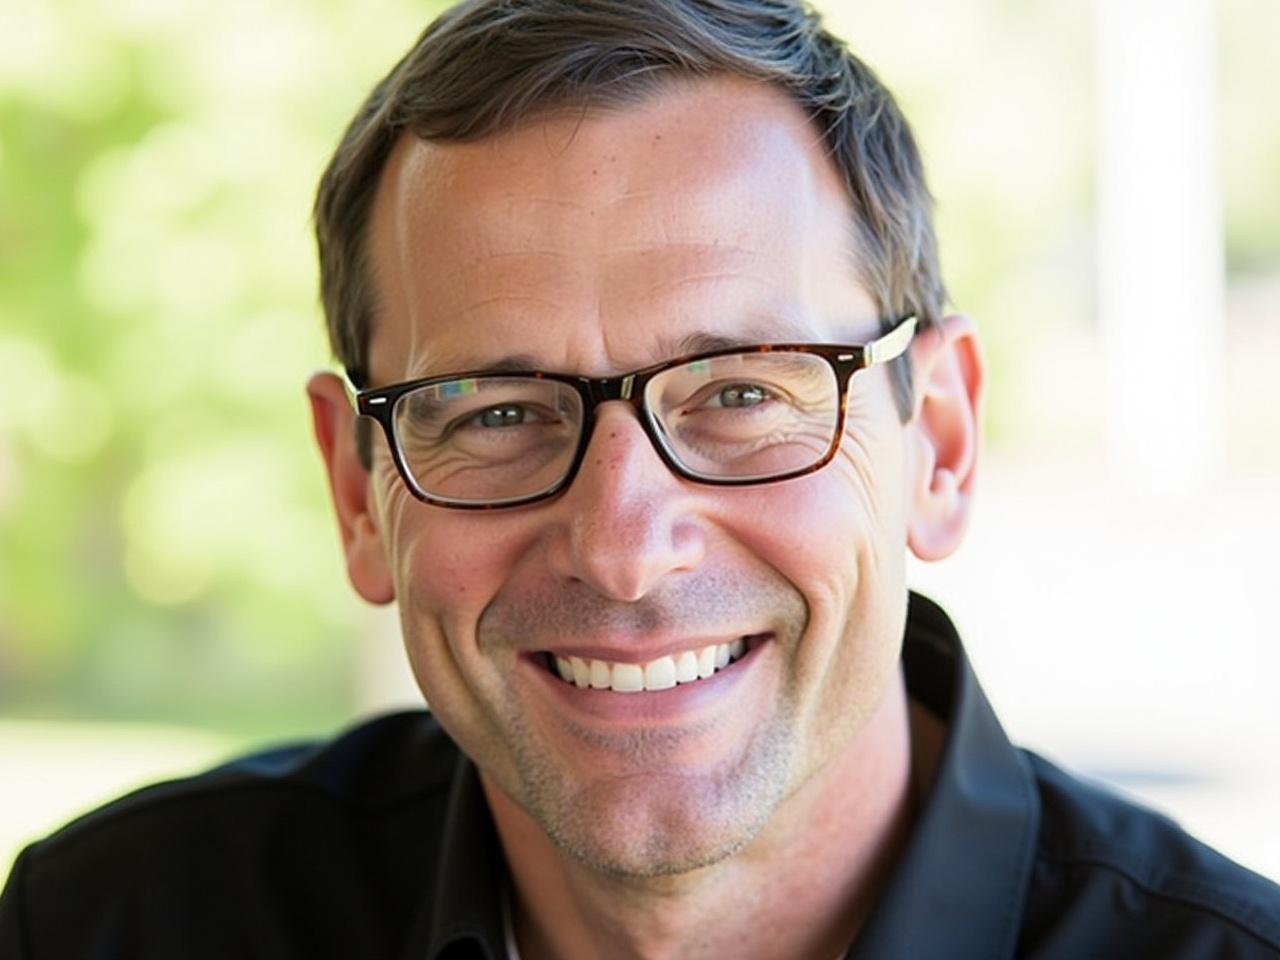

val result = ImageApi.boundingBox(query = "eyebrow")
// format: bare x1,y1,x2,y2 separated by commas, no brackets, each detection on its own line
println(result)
420,352,545,377
665,331,768,355
417,316,839,379
661,317,828,357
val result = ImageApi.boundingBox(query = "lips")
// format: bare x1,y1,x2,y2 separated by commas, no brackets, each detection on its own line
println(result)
545,634,766,693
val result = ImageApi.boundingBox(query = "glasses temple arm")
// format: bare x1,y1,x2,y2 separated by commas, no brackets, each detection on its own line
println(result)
863,316,918,367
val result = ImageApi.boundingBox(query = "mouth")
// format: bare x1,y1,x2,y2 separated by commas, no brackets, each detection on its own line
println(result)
541,634,769,693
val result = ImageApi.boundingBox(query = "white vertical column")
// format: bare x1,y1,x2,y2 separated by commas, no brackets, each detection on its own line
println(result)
1094,0,1224,508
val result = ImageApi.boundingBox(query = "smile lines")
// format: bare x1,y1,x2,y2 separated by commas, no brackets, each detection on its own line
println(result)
549,636,761,693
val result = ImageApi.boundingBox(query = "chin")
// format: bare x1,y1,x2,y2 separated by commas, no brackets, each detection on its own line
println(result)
517,725,796,878
544,787,776,878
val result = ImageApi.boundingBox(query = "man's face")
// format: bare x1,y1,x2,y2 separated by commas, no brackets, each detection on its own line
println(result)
360,78,922,876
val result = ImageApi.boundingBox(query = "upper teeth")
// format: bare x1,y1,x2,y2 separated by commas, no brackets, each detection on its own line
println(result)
554,638,748,693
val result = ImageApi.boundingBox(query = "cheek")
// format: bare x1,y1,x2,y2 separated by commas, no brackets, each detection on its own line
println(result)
712,467,871,642
817,426,911,711
821,421,911,643
712,415,909,701
373,473,538,757
725,422,905,607
403,522,522,638
372,464,524,642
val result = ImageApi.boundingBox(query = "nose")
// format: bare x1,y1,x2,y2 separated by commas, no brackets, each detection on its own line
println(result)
547,404,705,602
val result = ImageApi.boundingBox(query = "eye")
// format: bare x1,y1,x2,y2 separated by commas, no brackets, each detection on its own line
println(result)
473,403,535,428
706,382,773,408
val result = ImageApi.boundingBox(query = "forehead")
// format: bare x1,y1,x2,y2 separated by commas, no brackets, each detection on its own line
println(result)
366,77,874,381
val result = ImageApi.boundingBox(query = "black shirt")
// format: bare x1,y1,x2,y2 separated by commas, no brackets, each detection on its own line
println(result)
2,593,1277,958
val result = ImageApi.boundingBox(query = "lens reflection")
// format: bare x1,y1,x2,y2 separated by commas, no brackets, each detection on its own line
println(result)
393,377,583,503
645,351,839,480
389,351,842,503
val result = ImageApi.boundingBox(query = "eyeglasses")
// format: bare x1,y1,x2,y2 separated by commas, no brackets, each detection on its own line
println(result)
352,316,917,510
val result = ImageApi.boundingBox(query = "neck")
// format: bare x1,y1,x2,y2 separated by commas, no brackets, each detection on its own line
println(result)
483,669,926,960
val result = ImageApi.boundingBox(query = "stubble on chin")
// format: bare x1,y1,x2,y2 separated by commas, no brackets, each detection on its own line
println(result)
512,707,797,878
475,569,808,878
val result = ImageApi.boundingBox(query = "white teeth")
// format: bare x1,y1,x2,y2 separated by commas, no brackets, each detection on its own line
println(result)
674,651,699,683
696,645,717,679
643,657,677,691
552,637,757,692
611,663,644,693
589,659,611,689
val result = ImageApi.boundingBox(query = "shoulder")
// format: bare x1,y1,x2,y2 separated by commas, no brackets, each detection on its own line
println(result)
1021,750,1280,957
0,711,461,959
28,709,458,857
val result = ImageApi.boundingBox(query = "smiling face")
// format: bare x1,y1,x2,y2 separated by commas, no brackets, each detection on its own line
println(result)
352,77,924,876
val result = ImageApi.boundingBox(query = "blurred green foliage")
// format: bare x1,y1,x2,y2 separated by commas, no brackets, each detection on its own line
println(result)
0,0,448,734
0,0,1276,736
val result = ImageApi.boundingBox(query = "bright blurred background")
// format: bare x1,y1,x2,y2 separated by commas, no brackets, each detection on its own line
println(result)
1,0,1277,886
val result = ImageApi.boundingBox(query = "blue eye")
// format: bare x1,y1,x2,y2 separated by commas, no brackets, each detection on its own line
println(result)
476,403,531,427
709,383,771,408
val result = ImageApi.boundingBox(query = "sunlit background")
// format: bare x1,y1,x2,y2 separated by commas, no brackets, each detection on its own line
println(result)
2,0,1277,885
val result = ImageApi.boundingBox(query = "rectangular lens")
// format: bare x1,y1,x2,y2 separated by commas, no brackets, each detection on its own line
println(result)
393,377,582,503
646,351,839,480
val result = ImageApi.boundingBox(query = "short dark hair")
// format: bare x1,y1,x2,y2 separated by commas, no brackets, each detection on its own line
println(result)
315,0,946,426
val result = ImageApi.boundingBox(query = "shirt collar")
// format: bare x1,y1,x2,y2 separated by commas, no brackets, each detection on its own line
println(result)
848,591,1040,959
402,752,509,960
403,591,1041,960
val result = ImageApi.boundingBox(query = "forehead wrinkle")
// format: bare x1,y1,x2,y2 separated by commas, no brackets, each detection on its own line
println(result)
600,242,771,307
605,186,658,204
635,270,763,305
504,193,587,211
601,240,765,259
453,294,563,319
440,248,572,283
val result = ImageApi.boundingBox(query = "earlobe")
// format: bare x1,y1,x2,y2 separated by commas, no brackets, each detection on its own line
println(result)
905,315,985,562
306,372,396,605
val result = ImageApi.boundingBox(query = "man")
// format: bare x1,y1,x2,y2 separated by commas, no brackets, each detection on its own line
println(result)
2,1,1277,957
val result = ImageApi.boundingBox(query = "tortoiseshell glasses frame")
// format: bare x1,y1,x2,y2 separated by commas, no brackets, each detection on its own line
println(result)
350,316,917,510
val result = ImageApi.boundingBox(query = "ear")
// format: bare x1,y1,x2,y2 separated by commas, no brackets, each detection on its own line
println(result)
306,372,396,604
904,314,984,562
